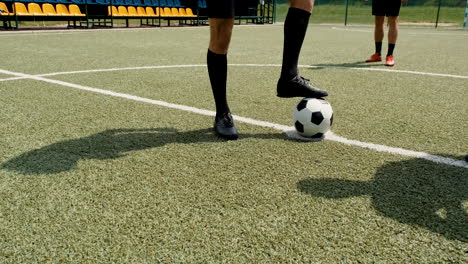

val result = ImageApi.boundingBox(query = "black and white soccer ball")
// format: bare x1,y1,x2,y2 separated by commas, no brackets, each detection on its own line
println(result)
293,98,333,138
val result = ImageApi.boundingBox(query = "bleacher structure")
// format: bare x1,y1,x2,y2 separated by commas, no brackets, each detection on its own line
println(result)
0,0,276,30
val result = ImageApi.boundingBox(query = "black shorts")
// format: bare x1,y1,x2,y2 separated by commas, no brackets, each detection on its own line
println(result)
372,0,402,17
207,0,235,18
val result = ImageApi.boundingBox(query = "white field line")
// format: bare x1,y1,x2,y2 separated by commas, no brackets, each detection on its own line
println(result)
1,68,467,169
0,23,278,37
1,24,463,37
331,27,373,33
1,64,467,82
331,26,468,36
0,26,210,37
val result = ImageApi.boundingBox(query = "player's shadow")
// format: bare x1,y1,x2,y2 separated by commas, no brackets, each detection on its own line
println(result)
297,158,468,242
305,61,387,70
1,128,285,175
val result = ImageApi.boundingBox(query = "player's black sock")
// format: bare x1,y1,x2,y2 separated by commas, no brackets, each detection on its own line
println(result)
387,44,395,56
375,42,382,55
207,49,230,116
280,7,311,81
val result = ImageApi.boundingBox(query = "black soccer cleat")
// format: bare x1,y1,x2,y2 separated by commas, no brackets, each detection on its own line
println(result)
277,75,328,98
214,112,239,140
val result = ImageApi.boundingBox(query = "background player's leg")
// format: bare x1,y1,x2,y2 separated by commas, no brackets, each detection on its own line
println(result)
366,16,384,62
387,16,398,56
386,16,398,66
374,16,385,55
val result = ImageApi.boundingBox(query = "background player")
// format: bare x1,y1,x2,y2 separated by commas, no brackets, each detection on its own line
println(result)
365,0,408,66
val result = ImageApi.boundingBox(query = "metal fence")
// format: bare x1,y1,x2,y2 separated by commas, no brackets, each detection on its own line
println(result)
275,0,468,28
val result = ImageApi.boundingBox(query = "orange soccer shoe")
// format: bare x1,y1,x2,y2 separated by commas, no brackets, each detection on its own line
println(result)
365,53,382,62
385,55,395,66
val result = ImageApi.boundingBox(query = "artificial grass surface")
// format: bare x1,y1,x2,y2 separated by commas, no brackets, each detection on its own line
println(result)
3,25,464,156
48,65,466,157
0,25,467,262
1,80,466,262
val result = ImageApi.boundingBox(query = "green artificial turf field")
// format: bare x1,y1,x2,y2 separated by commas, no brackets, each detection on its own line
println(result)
0,25,467,262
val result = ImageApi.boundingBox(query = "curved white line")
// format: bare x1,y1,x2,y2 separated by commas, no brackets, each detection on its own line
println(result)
1,68,467,169
0,64,466,82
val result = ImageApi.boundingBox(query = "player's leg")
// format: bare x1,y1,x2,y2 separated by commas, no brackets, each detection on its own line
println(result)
373,16,385,54
208,18,234,116
385,0,402,66
365,16,385,62
366,0,385,62
385,16,398,66
276,0,328,98
209,18,234,55
207,0,238,140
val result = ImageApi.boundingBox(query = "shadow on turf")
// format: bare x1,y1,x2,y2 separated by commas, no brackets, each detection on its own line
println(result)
297,158,468,242
1,128,286,175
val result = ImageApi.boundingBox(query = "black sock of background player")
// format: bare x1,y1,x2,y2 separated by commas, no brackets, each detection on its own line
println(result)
375,42,382,55
207,49,230,116
387,44,395,56
280,8,311,80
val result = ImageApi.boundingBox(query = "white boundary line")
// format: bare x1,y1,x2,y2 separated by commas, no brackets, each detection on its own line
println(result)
1,67,467,169
1,24,464,37
331,26,468,36
0,64,467,82
0,24,280,37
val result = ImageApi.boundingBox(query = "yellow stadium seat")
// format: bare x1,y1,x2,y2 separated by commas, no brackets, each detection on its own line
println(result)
163,7,172,17
42,3,57,16
145,6,157,17
108,6,120,16
117,6,129,16
156,7,163,16
13,2,31,16
137,6,147,16
56,4,70,16
27,3,45,16
185,8,196,17
69,4,85,16
0,2,14,15
127,6,138,16
170,7,179,16
178,8,188,17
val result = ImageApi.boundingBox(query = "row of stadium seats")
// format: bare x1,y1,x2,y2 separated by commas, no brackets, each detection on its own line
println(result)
1,0,192,7
1,2,84,16
0,2,196,17
108,6,195,17
91,0,186,7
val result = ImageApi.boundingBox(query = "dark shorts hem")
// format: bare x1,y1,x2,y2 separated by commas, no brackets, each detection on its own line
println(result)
372,0,401,17
207,0,235,18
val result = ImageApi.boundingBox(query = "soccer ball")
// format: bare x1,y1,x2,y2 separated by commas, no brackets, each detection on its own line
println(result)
293,98,333,138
